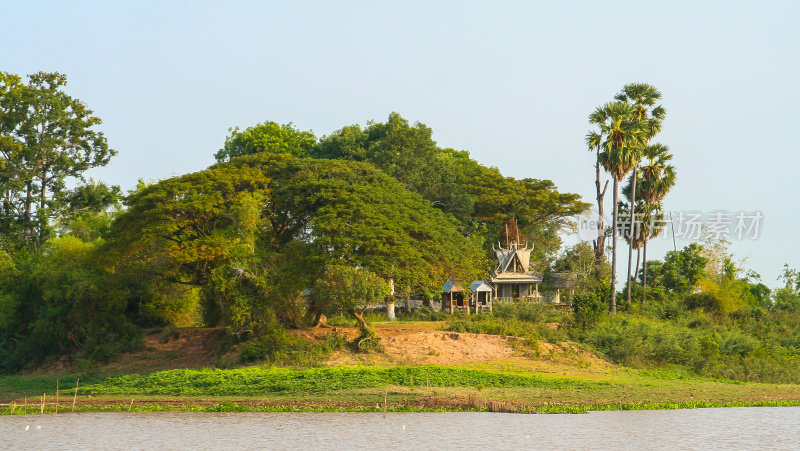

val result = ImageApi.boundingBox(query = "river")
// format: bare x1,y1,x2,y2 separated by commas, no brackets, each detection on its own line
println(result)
2,407,799,450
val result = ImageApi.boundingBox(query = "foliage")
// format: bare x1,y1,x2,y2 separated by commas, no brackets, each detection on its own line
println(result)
572,292,606,329
215,121,317,161
0,71,115,248
79,365,596,396
580,305,800,383
660,243,707,293
773,287,800,311
313,113,475,222
0,237,140,371
447,302,567,345
310,113,587,265
238,328,346,366
106,153,485,335
311,265,389,333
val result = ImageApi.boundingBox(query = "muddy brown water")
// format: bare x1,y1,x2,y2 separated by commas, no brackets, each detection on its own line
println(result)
1,407,799,450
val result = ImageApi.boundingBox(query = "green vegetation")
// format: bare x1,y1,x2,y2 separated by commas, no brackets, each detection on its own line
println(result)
0,74,585,371
1,73,799,416
78,366,597,396
4,364,800,415
446,303,567,345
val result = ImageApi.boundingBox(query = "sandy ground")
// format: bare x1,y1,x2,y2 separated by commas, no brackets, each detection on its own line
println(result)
31,322,609,375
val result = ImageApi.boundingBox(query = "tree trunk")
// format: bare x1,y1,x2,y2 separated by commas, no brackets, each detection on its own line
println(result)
610,178,619,313
352,309,369,332
594,148,608,279
386,300,396,321
635,248,641,286
642,241,648,289
23,182,32,243
386,277,395,321
39,170,47,243
626,167,638,307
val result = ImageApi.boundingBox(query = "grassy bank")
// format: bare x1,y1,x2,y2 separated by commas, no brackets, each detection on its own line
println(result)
3,364,800,415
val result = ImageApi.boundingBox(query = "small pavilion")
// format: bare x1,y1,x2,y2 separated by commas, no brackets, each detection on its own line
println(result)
469,280,493,313
490,219,542,302
441,279,468,314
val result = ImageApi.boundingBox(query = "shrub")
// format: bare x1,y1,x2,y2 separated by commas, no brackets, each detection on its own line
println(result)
572,292,605,329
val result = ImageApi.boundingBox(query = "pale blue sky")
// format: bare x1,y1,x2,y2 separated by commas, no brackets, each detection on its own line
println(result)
3,1,798,286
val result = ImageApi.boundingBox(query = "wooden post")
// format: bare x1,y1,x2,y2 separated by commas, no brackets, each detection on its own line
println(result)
129,399,134,412
41,393,45,414
56,379,59,414
449,292,453,314
72,378,79,413
24,396,27,414
383,391,387,418
10,402,15,415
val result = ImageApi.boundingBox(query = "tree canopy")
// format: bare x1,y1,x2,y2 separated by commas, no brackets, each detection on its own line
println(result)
216,113,588,267
0,72,115,248
107,153,486,334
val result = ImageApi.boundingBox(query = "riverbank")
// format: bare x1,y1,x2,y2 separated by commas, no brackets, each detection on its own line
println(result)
4,364,800,415
4,323,800,415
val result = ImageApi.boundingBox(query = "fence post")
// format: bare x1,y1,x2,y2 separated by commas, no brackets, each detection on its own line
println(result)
72,378,80,413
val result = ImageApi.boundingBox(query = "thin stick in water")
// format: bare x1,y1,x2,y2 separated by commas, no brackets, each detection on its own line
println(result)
383,391,387,418
72,378,80,413
56,379,59,414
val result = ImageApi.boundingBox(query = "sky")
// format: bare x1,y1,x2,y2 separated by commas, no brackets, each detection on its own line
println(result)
3,0,799,286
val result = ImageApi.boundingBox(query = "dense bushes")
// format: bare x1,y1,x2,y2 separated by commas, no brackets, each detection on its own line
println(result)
581,306,800,383
237,329,347,366
0,238,142,372
81,365,596,396
572,292,606,329
446,302,567,344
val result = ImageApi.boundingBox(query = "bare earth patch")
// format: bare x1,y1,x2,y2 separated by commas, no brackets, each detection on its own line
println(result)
101,328,226,374
294,322,612,374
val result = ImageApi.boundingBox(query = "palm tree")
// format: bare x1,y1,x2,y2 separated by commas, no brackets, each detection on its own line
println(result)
636,144,676,289
622,177,666,291
593,101,646,312
614,84,665,307
585,130,608,279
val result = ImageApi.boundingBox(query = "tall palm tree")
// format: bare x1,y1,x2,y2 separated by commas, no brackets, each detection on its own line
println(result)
636,144,676,289
585,130,608,279
617,198,658,286
614,84,665,307
594,101,645,312
622,177,666,290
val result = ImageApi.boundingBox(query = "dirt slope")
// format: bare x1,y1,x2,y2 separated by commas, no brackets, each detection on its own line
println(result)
35,322,611,376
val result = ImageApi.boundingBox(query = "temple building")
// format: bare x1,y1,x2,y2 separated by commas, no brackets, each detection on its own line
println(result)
490,219,542,302
440,219,544,313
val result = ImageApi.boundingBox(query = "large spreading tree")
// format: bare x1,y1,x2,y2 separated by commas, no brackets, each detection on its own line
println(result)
107,153,486,335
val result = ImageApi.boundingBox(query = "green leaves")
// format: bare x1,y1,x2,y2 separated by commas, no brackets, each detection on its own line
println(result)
0,71,115,247
312,265,389,319
215,121,317,161
107,153,487,332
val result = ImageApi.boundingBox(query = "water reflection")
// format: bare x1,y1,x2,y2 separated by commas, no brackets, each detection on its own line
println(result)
1,407,799,450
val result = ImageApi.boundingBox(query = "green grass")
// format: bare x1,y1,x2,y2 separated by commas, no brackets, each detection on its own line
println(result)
78,366,600,397
0,374,93,398
5,399,800,416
